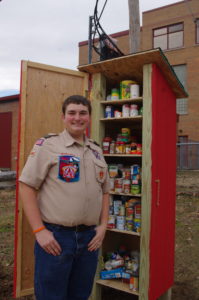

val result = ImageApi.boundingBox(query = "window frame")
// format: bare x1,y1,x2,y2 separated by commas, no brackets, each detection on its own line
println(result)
153,22,184,50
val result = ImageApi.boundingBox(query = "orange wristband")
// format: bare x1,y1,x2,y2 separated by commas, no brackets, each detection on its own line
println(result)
33,226,45,234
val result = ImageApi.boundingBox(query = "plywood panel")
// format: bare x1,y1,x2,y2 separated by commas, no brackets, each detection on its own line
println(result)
78,49,187,99
14,61,88,297
139,64,153,300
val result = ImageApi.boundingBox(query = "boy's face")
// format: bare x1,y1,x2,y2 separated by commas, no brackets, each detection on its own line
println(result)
62,103,90,138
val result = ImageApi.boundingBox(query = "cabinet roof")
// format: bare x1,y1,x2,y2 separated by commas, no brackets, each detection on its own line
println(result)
78,48,188,99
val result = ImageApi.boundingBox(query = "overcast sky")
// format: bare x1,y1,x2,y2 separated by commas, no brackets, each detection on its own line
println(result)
0,0,182,96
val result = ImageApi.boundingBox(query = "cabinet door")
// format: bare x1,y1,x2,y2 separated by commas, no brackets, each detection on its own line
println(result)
149,64,176,300
14,61,88,297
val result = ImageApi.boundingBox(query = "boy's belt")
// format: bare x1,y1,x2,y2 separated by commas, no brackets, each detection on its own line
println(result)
44,222,96,232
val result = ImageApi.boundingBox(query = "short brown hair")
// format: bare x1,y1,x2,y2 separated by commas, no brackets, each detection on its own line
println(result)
62,95,92,115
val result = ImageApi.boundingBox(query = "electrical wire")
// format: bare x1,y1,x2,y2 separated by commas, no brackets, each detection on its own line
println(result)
92,0,124,58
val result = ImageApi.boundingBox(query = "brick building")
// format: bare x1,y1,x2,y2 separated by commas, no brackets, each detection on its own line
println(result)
0,94,19,170
78,0,199,143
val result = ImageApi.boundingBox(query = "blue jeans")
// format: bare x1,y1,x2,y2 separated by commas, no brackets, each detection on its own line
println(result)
34,223,99,300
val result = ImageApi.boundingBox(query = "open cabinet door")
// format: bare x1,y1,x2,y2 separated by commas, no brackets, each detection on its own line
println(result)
14,61,88,297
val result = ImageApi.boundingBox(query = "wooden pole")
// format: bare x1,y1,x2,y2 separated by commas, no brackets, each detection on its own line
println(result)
128,0,140,53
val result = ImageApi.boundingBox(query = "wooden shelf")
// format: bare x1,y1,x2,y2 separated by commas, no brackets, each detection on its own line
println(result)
104,154,142,157
96,279,139,296
107,228,140,236
110,191,142,197
100,116,142,122
100,97,143,105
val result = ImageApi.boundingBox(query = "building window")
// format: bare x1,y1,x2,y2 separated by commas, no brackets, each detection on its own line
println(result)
196,19,199,44
173,65,188,115
153,23,183,50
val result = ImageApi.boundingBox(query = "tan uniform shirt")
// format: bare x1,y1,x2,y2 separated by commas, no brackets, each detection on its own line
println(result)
19,130,110,226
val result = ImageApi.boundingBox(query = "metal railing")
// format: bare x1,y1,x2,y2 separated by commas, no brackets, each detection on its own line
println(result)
177,142,199,170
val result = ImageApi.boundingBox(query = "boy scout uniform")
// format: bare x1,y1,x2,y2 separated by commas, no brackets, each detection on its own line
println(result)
19,129,110,227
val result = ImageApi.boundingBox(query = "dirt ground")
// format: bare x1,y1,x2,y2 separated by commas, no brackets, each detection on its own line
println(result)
0,170,199,300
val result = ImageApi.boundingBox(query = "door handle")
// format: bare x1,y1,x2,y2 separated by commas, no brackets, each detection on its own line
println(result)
155,179,160,206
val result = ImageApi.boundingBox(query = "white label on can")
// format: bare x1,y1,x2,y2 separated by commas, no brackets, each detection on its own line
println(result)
130,84,140,98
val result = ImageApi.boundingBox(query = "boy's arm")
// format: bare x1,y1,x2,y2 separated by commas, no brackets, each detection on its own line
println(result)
19,182,61,256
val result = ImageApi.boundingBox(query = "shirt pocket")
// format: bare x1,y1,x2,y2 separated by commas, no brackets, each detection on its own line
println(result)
93,159,107,183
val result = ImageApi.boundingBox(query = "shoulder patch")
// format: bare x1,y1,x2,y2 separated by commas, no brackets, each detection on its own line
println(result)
43,133,58,139
89,139,100,147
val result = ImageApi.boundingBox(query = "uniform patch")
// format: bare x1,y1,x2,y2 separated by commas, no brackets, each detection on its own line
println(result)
91,149,101,160
58,155,80,182
35,138,45,146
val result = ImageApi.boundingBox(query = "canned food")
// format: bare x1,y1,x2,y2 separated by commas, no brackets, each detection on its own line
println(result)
115,178,123,193
131,184,141,195
105,106,114,118
113,200,122,215
114,110,122,118
107,215,116,229
123,179,131,194
130,104,138,117
116,216,125,230
134,218,141,233
122,104,130,117
109,178,115,191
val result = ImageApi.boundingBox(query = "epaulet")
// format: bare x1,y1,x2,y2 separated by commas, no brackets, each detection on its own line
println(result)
43,133,58,139
89,139,100,147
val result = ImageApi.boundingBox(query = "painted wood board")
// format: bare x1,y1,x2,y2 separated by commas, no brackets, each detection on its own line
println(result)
14,60,88,297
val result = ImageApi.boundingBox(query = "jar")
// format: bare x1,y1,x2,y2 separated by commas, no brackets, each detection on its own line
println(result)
102,137,112,154
125,144,131,154
115,141,125,154
130,104,138,117
110,140,115,154
136,144,142,154
122,104,130,117
130,142,137,154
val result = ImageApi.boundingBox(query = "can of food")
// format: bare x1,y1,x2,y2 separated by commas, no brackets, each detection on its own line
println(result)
130,83,140,98
125,144,131,154
110,141,115,154
122,104,130,117
121,128,131,135
109,178,115,191
131,184,141,195
105,105,114,118
116,216,125,230
113,200,122,215
123,168,131,180
115,178,123,193
111,88,119,100
130,104,139,117
120,80,135,99
114,110,122,118
134,204,141,219
131,164,140,176
134,218,141,233
107,215,116,229
126,207,134,217
123,179,131,194
119,205,125,216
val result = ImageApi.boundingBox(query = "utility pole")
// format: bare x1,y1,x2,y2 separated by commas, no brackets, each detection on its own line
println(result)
128,0,140,53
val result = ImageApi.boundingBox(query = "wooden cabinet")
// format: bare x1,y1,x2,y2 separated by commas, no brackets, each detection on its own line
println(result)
78,50,187,300
14,49,187,299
